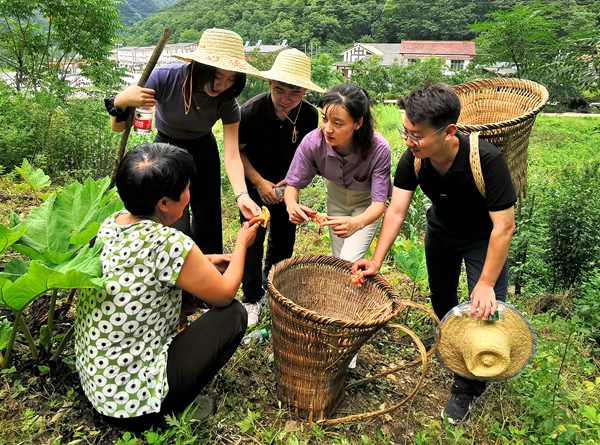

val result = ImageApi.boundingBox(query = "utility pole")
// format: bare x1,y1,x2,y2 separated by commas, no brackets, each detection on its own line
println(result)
115,43,122,66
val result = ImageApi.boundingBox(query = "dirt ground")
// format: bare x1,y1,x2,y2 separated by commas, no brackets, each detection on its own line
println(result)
0,278,498,445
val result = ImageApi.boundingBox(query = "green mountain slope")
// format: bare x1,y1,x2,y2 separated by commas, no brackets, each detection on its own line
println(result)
117,0,179,27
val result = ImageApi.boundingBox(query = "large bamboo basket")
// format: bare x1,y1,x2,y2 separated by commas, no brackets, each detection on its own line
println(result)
267,255,438,424
453,78,548,201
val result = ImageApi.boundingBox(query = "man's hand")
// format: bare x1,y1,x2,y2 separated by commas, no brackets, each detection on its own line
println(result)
352,258,381,277
255,179,279,205
469,282,497,320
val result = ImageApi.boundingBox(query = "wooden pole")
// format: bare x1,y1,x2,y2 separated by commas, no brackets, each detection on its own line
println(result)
109,28,172,189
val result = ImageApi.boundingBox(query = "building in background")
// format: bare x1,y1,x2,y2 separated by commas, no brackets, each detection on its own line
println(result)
109,42,198,70
334,41,476,79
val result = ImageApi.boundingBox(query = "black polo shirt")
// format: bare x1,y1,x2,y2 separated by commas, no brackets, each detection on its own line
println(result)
393,133,517,241
239,92,318,185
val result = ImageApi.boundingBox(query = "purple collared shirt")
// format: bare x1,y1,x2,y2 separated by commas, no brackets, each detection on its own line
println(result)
285,128,392,202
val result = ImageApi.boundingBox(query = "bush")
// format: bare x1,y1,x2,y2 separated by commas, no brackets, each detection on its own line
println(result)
0,85,128,183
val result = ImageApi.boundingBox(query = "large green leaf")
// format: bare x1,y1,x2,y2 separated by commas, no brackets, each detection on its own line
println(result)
11,177,122,265
0,225,27,256
0,259,29,282
15,158,51,191
0,319,12,351
0,243,105,312
393,243,428,284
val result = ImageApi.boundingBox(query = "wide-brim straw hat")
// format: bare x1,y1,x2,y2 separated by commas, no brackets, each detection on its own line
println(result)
260,48,325,93
436,301,536,381
173,28,261,76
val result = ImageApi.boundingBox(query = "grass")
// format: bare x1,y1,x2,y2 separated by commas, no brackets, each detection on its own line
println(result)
0,109,599,444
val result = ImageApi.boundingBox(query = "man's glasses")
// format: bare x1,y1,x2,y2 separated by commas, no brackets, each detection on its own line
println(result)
398,125,447,147
271,88,304,101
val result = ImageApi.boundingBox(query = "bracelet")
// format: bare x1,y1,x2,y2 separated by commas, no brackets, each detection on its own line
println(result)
104,97,128,123
234,190,249,202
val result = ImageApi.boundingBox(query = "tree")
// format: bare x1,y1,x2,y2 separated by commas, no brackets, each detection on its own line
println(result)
305,52,344,103
347,55,389,100
471,1,598,106
0,0,123,94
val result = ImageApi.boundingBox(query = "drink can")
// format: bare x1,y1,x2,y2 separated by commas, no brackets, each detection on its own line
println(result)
133,107,153,134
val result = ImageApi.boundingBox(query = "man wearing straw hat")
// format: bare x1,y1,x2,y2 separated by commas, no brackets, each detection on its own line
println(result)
353,83,518,424
238,49,324,326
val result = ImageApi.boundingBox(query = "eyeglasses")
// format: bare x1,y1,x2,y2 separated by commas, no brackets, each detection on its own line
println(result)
398,125,447,147
271,87,305,101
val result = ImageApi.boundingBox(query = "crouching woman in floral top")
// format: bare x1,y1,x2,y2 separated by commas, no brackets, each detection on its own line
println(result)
74,143,258,431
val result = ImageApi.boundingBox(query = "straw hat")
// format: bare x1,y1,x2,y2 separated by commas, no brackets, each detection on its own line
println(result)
173,28,260,76
436,301,536,381
260,49,325,93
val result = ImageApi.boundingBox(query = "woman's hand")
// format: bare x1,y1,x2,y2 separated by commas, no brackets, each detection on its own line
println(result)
237,193,261,220
352,258,381,277
469,282,497,320
206,254,232,274
321,216,362,238
114,85,156,109
287,203,315,225
237,221,259,248
256,179,279,205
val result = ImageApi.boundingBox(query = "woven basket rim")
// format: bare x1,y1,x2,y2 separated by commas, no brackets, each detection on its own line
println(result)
267,254,403,329
454,78,549,132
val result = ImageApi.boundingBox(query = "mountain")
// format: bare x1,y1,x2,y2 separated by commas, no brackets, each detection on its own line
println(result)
117,0,179,27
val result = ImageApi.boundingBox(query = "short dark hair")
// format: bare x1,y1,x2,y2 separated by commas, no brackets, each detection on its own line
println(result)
189,61,246,99
116,143,196,216
399,82,461,128
318,83,375,159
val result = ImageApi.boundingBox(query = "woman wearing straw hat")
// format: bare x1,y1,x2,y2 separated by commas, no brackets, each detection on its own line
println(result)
284,83,392,263
105,28,261,255
238,49,324,326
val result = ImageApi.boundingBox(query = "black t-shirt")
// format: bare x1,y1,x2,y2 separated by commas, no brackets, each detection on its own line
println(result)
239,93,318,185
393,134,517,241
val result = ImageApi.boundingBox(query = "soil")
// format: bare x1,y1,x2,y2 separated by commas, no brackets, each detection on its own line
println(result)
0,280,502,445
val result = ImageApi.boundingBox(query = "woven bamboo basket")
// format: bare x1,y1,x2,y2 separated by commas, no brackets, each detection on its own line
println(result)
267,255,439,424
453,78,548,201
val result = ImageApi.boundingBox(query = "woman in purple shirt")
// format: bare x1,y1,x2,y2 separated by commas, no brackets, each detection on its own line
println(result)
284,83,392,262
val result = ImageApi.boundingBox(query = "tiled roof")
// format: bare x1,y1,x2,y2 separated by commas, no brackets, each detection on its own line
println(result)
399,41,476,57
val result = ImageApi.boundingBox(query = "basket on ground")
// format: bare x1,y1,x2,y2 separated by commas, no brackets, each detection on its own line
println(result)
267,255,405,423
453,78,548,201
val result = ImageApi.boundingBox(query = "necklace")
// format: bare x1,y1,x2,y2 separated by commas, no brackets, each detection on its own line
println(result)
181,63,209,114
281,100,303,143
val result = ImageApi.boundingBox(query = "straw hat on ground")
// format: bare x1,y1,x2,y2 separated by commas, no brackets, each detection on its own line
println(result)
173,28,260,76
436,301,536,381
260,48,325,93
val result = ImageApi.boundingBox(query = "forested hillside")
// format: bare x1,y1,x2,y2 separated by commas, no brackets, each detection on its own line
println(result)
120,0,506,49
117,0,179,27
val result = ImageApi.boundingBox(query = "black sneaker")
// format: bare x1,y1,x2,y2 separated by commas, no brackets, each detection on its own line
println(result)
441,392,473,425
192,395,216,421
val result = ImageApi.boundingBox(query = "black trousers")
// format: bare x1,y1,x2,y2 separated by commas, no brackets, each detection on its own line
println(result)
101,300,247,431
155,131,223,254
425,228,508,397
240,190,296,303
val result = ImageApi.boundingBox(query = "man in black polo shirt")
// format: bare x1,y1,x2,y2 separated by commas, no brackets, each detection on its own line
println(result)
353,83,517,424
239,49,324,326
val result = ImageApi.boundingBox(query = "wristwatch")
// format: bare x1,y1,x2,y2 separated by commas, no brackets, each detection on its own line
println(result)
104,97,128,123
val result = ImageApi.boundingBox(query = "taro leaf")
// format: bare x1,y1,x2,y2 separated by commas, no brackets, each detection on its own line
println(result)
0,319,12,350
0,243,105,312
11,177,123,265
393,243,428,284
15,159,51,191
0,225,27,256
0,259,29,281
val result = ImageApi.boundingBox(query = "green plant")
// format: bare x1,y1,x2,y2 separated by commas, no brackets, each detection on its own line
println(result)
0,172,123,367
15,159,51,204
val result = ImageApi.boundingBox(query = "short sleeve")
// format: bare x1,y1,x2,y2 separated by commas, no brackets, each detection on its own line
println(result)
219,98,241,125
369,134,392,202
154,229,194,286
285,135,319,189
393,148,419,191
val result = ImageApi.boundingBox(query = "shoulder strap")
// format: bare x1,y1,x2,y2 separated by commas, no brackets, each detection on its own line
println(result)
469,132,486,197
413,132,486,197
